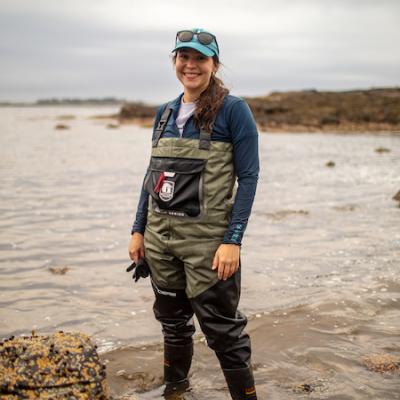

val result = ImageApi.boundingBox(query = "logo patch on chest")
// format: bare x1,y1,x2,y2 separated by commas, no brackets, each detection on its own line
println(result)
159,180,175,201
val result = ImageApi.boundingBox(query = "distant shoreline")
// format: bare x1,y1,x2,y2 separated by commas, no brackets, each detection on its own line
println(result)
0,100,126,107
2,87,400,133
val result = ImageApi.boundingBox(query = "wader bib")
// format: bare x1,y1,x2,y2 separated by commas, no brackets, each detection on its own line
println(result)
144,105,235,298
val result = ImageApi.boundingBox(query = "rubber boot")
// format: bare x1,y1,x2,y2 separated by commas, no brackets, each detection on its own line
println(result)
222,366,257,400
163,343,193,398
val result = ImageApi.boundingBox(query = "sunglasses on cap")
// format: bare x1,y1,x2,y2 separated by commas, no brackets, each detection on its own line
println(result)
176,30,220,53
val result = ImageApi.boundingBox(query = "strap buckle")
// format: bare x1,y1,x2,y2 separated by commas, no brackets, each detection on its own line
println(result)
156,119,167,132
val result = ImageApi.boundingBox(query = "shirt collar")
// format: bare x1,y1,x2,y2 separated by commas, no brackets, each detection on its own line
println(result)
169,93,184,111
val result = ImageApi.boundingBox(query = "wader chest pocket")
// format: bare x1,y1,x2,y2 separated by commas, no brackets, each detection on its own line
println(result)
145,157,206,217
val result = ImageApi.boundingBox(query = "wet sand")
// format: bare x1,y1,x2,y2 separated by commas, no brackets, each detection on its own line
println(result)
103,280,400,399
1,106,399,399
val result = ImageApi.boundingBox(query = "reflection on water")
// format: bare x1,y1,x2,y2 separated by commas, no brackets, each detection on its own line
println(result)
0,107,399,399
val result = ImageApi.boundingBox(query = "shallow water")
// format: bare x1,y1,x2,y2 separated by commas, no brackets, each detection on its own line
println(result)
0,106,399,399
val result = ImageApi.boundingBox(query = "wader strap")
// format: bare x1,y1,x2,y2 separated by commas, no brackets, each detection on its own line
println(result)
152,104,173,148
152,103,214,150
199,123,213,150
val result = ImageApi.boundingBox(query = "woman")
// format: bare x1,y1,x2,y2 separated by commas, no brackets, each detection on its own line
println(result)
128,28,259,400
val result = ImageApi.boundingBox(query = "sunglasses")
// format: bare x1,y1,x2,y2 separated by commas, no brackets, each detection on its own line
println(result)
176,30,219,53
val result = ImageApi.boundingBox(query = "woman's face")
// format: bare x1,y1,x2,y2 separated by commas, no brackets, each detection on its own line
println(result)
175,48,218,95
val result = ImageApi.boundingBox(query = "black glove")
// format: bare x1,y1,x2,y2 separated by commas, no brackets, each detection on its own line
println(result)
126,258,150,282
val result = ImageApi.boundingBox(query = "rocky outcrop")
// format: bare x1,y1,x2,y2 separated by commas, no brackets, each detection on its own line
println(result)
117,87,400,133
0,332,109,399
119,103,156,120
244,88,400,132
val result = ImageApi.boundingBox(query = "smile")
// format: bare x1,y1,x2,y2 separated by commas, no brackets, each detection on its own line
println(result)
183,72,200,78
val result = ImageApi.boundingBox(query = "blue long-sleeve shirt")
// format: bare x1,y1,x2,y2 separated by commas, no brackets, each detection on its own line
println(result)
131,93,259,245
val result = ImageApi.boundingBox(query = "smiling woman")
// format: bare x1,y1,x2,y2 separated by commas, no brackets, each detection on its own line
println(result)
128,28,259,399
175,49,216,99
172,47,228,134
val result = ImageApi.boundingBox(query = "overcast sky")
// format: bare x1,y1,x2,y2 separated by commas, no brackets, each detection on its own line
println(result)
1,0,399,103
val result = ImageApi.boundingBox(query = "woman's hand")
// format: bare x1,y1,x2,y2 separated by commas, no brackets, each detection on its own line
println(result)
128,232,145,263
212,244,240,280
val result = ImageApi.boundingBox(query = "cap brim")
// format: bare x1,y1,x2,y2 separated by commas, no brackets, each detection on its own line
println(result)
172,42,215,57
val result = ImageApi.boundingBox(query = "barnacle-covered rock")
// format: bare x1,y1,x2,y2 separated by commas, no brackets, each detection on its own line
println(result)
0,331,109,399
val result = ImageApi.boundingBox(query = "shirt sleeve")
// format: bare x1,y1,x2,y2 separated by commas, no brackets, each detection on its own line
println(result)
223,99,259,245
130,106,165,235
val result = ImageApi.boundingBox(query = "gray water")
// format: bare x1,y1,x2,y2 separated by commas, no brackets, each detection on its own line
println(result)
0,107,399,399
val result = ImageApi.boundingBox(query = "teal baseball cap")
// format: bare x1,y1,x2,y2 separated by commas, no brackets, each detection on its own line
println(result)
173,28,219,58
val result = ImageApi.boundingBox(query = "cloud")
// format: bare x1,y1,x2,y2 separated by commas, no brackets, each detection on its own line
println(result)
0,0,399,101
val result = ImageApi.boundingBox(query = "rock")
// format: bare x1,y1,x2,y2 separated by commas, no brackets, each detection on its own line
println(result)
54,124,70,130
298,383,314,392
262,209,309,220
106,124,119,129
292,379,326,394
363,354,400,373
333,204,356,212
119,103,156,120
0,332,109,399
48,266,70,275
245,88,400,132
375,147,391,153
325,161,335,167
393,190,400,202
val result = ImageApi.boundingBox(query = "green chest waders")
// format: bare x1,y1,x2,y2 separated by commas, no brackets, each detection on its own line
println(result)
143,104,257,399
144,106,236,299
